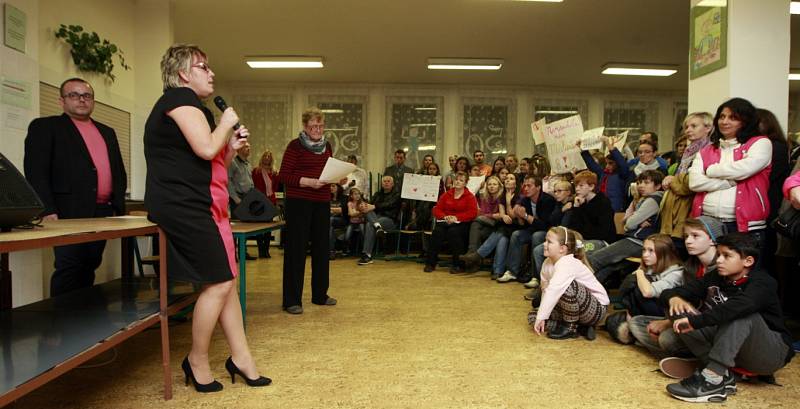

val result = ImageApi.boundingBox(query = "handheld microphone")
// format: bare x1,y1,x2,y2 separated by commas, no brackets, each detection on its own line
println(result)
212,96,241,132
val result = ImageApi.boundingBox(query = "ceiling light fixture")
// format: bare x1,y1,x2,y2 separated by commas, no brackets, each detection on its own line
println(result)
601,63,677,77
791,1,800,14
427,58,503,70
246,56,324,69
790,72,800,81
696,0,727,7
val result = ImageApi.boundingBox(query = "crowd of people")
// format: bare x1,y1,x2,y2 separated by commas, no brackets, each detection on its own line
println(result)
24,41,800,402
320,97,800,403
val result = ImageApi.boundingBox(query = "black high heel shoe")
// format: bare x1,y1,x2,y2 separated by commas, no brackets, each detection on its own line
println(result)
225,356,272,386
182,356,223,393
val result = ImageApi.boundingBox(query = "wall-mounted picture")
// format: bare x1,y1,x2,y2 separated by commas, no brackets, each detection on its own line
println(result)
689,5,727,79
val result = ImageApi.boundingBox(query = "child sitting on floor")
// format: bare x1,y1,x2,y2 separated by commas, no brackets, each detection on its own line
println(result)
529,226,609,340
606,234,684,345
660,232,794,403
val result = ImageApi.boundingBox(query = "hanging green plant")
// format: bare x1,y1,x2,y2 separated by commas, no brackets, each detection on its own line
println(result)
54,24,130,82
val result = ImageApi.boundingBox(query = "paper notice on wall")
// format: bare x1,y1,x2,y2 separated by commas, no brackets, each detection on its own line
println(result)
530,118,546,145
606,130,629,153
580,127,605,150
543,115,586,174
466,175,485,195
1,78,31,109
401,173,442,202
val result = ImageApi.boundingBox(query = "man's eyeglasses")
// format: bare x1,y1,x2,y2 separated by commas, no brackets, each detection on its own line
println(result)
554,189,571,193
192,62,212,73
62,92,94,100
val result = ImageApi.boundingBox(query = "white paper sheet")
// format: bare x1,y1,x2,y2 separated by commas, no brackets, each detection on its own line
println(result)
466,175,485,195
581,127,605,150
530,118,546,145
319,157,357,183
401,173,442,202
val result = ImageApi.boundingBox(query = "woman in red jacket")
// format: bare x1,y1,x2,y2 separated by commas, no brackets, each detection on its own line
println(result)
424,171,478,273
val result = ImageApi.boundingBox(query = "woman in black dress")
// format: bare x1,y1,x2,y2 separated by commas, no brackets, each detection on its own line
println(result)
144,44,269,392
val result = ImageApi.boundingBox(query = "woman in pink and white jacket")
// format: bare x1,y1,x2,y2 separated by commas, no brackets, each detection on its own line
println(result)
688,98,772,249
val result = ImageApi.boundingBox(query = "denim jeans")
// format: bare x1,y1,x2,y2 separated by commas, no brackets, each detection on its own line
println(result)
477,231,509,274
587,238,642,283
329,215,347,251
362,212,396,256
507,229,535,275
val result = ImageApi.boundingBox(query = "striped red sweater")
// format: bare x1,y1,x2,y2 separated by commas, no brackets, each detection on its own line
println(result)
277,138,332,202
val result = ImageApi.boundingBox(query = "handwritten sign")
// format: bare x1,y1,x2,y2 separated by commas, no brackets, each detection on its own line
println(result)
580,127,605,150
605,130,629,154
543,115,587,174
530,118,546,145
401,173,442,202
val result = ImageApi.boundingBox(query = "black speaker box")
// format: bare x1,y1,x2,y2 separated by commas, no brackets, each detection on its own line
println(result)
0,152,44,229
232,189,277,222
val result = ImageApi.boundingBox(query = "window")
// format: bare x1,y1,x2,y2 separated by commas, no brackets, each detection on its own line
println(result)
308,95,366,162
386,96,443,171
532,98,588,157
603,100,659,150
234,94,291,166
462,97,515,161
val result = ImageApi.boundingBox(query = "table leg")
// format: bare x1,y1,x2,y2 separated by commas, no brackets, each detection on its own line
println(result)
158,227,172,400
238,235,247,327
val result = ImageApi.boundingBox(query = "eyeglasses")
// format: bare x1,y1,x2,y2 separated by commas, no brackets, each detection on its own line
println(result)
306,124,325,130
62,92,94,100
192,62,212,73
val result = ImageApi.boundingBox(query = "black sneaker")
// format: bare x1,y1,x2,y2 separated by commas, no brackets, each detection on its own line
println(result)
666,370,730,403
357,254,373,265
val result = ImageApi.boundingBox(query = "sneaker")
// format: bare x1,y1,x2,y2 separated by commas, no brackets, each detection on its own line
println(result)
523,288,542,305
523,277,540,288
496,271,517,283
423,264,435,273
659,357,701,379
284,305,303,315
666,369,731,403
373,222,385,234
357,254,373,265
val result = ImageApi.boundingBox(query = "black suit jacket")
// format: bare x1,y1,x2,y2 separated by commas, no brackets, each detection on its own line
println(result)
24,113,127,218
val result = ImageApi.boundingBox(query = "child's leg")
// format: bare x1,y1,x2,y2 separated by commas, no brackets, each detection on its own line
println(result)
701,314,789,375
586,238,642,272
546,281,582,332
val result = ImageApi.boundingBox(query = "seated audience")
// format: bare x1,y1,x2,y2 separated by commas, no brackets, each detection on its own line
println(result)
473,150,492,176
505,153,518,174
357,176,401,265
424,171,478,273
491,157,506,177
630,217,725,359
665,135,688,175
529,227,609,340
252,149,279,258
462,173,521,279
587,170,664,285
627,131,668,172
407,162,444,231
384,149,413,192
565,170,617,247
446,156,471,189
497,176,556,283
606,234,684,345
467,175,503,254
528,179,574,289
660,233,794,403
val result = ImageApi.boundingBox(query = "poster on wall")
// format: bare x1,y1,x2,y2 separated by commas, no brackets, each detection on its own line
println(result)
543,115,586,174
689,5,727,79
4,3,26,53
401,173,442,202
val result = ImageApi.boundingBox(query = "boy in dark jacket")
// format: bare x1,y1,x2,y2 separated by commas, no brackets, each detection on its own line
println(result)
660,233,794,403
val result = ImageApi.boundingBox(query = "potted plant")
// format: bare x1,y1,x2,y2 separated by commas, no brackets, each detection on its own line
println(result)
55,24,130,82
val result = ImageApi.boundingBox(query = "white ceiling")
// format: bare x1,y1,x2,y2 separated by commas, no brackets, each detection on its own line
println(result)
172,0,800,91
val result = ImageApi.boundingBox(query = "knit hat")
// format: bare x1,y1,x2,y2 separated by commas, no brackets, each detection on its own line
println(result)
696,216,726,244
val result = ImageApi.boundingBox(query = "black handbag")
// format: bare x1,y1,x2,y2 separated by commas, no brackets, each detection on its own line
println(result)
772,206,800,240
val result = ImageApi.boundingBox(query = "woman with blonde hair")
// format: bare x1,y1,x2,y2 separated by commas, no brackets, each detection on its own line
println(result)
252,149,279,258
660,112,713,249
145,44,270,392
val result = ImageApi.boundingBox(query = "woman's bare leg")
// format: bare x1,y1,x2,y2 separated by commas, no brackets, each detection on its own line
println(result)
218,284,261,379
188,279,235,383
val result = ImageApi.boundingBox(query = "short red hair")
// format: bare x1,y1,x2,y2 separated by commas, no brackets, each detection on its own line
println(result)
573,170,597,186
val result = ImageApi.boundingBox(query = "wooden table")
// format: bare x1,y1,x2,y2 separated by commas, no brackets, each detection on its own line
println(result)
0,217,193,405
231,221,285,324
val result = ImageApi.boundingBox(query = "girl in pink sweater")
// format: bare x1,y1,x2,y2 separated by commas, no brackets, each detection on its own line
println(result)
530,226,610,340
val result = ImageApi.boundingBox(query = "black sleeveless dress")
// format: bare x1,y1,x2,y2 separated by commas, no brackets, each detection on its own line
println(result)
144,87,237,283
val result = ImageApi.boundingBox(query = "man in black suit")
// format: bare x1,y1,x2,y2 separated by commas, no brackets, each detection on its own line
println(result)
24,78,127,296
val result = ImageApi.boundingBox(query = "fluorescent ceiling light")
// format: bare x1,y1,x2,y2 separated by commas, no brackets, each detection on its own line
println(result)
427,58,503,70
792,1,800,14
696,0,727,7
537,110,578,115
246,56,323,69
414,107,437,111
790,73,800,81
320,109,343,114
601,63,677,77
